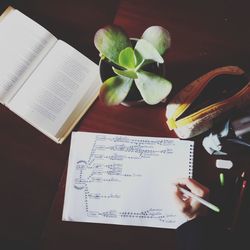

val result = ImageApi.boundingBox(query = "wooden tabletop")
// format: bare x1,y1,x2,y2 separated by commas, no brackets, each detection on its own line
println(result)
0,0,250,249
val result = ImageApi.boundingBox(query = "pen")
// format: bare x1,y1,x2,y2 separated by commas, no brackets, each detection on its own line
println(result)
228,171,247,231
178,186,220,213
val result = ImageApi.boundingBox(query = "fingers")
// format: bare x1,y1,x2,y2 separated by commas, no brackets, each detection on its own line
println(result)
174,178,209,198
174,189,198,219
174,187,192,214
172,178,210,219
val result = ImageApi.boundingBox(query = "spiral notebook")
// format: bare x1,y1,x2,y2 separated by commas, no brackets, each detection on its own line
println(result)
62,132,194,229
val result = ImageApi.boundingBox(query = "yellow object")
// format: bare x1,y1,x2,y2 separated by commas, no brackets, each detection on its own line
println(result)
166,66,250,138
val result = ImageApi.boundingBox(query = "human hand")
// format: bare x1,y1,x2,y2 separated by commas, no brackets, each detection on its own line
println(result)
173,178,210,220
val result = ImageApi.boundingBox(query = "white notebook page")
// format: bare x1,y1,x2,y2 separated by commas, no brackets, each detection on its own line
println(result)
62,132,194,229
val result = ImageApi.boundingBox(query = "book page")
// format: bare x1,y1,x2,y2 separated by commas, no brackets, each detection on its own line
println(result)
8,40,99,138
0,9,57,103
62,132,194,229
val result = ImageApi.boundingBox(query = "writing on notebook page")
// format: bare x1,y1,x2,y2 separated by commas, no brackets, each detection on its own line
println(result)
63,132,194,229
75,136,176,221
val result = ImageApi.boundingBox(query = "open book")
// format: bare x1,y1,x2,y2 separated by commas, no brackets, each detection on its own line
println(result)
0,7,100,143
62,132,194,229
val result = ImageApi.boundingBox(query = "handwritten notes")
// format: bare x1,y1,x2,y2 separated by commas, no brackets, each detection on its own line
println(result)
62,132,194,229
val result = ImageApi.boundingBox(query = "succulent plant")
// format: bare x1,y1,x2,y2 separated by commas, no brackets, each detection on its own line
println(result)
94,25,172,106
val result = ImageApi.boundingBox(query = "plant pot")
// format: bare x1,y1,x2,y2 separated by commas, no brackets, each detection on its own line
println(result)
98,38,166,107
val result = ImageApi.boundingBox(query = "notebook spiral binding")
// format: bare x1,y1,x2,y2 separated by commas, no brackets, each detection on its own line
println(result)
188,143,194,178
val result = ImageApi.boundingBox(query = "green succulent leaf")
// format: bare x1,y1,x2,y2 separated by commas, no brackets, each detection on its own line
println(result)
118,47,136,69
134,49,144,68
135,70,172,105
94,25,132,65
112,67,138,79
141,26,171,55
135,39,164,64
99,75,133,106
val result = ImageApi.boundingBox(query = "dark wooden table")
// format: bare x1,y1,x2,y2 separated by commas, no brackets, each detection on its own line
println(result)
1,1,250,250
